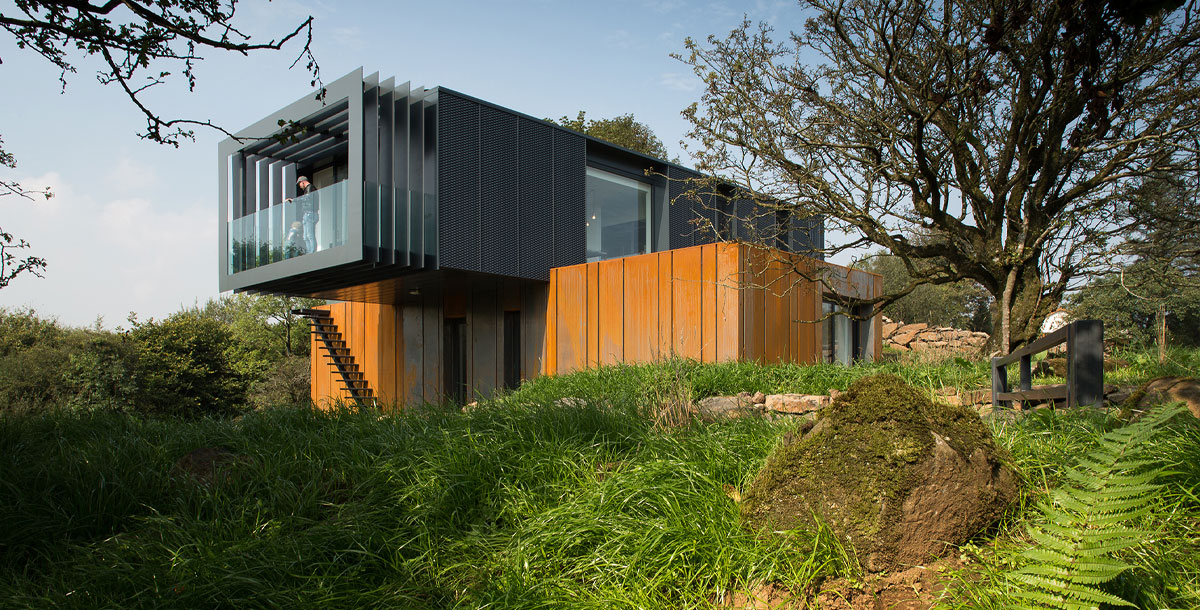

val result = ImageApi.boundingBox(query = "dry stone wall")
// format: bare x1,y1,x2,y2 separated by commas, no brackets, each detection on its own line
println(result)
881,316,990,355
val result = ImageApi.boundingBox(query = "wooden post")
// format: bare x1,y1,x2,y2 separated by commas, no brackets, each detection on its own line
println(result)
991,357,1010,410
1019,354,1032,410
1067,320,1104,407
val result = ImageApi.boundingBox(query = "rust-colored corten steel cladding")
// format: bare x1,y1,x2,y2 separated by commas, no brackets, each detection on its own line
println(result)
310,243,881,408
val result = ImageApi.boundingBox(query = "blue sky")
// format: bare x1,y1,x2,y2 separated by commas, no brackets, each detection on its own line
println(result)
1,0,800,327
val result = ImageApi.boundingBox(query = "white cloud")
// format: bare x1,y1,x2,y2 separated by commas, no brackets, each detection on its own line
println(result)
659,71,700,92
0,171,216,328
105,157,159,194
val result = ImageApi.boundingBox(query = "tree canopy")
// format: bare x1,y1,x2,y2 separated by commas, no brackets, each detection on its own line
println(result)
1,0,319,287
679,0,1200,351
551,111,672,160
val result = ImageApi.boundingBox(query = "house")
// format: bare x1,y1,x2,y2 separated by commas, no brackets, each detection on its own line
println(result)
218,69,882,407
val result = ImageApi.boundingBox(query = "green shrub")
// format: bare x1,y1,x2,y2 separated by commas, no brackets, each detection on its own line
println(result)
129,314,250,417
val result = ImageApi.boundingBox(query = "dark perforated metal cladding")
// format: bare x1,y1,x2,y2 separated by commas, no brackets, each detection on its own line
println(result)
553,131,586,269
480,106,519,276
667,166,693,249
519,118,555,280
437,92,480,271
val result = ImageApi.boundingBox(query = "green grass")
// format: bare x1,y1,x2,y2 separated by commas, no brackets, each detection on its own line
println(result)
0,353,1197,609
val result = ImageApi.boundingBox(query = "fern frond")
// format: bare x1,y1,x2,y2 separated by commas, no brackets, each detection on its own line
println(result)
1000,403,1188,609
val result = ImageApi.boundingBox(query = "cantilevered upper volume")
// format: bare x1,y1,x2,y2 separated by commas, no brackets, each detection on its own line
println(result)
218,68,824,301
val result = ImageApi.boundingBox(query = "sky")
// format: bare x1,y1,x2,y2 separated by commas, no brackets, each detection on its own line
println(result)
1,0,804,328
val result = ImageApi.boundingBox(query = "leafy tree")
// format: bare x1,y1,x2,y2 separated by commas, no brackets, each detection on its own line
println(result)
678,0,1200,351
130,312,249,417
859,252,992,331
197,293,323,380
1068,259,1200,347
551,111,672,160
0,0,320,285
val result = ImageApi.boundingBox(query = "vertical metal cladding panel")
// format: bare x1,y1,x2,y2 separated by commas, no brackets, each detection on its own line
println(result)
667,166,694,250
553,131,586,269
791,214,825,260
519,118,555,280
480,106,519,276
751,198,777,245
437,92,480,271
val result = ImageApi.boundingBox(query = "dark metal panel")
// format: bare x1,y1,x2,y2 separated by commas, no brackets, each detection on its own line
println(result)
553,129,586,269
378,78,395,265
667,166,694,250
393,82,410,267
408,90,425,269
480,105,519,276
423,92,439,269
437,91,479,272
518,117,555,280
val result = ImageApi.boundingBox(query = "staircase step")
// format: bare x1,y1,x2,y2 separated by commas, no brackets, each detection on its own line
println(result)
292,308,333,317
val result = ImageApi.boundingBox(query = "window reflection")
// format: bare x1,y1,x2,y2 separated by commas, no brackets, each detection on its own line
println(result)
586,167,651,262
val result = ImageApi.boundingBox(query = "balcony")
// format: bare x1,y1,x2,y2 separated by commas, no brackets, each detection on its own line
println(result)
229,180,349,273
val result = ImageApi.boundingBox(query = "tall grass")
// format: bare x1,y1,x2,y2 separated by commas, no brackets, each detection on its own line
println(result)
1,354,1196,609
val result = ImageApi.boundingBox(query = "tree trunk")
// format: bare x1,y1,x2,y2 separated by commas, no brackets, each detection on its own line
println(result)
991,265,1054,354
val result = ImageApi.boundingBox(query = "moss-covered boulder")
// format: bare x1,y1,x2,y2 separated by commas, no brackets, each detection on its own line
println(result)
740,374,1017,572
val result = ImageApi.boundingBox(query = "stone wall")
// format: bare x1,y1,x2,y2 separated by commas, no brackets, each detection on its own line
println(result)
881,316,990,355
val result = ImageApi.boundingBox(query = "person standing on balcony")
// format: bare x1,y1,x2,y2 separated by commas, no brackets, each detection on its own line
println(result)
297,175,318,253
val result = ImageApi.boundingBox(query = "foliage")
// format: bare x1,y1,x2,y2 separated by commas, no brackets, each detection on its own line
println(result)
859,251,992,331
1000,404,1188,609
196,293,323,380
128,313,250,417
550,110,672,160
1068,259,1200,347
678,0,1200,351
248,354,311,408
2,356,1198,609
0,223,47,290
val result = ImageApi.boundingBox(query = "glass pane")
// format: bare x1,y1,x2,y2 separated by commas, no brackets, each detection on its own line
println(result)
822,300,853,365
227,180,349,272
586,167,651,262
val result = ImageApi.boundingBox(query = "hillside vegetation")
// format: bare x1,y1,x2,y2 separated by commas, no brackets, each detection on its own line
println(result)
1,356,1198,609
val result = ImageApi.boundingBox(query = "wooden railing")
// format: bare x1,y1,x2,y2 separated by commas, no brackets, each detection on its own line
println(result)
991,320,1104,409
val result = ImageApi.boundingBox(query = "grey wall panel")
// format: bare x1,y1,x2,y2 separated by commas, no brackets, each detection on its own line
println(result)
480,106,519,277
437,93,480,271
518,118,555,280
553,129,586,269
470,290,499,396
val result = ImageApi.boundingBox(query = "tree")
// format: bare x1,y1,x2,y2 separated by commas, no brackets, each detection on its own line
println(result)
678,0,1200,351
1068,259,1200,348
858,252,992,331
551,111,672,160
1,0,319,286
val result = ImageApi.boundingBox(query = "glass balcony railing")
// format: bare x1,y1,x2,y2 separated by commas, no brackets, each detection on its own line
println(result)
228,181,348,273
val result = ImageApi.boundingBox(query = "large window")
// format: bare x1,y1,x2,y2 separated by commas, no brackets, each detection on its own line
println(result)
586,167,652,262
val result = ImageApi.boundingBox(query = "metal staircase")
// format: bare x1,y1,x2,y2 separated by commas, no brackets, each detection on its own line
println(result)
293,308,376,408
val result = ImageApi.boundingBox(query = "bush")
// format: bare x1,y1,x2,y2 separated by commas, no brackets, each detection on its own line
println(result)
248,354,311,408
129,313,250,417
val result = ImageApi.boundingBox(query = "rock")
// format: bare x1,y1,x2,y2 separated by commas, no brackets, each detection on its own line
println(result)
961,389,991,405
891,325,928,346
172,447,251,485
1135,377,1200,419
697,396,756,421
554,397,589,408
882,321,902,338
740,375,1017,573
765,393,830,414
751,391,767,405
